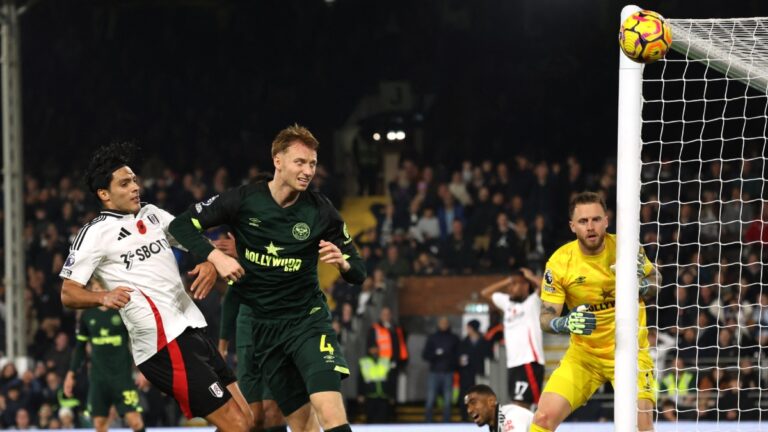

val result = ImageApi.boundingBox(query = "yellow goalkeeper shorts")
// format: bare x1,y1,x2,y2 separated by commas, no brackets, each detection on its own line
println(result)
542,346,656,410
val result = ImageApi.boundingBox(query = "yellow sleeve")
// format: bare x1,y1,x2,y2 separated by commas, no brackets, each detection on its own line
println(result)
541,259,565,304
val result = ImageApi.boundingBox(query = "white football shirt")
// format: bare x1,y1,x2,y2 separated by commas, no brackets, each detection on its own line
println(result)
491,292,544,368
495,403,534,432
59,204,207,365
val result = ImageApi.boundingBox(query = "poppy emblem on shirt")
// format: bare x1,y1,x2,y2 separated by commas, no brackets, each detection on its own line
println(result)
137,220,147,234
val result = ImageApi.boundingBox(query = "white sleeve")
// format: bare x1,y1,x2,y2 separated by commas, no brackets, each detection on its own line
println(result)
59,227,104,286
491,292,511,309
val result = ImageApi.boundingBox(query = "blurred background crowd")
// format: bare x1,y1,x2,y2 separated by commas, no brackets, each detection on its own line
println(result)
0,150,764,428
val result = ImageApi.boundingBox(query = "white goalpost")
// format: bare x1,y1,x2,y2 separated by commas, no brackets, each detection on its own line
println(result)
617,5,768,432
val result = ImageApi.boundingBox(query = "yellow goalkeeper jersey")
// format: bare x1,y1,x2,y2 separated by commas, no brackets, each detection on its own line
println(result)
541,234,652,361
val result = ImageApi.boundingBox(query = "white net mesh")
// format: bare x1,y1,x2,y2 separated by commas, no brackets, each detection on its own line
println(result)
640,17,768,426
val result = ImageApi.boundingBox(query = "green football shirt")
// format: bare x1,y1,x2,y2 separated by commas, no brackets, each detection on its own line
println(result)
169,181,366,319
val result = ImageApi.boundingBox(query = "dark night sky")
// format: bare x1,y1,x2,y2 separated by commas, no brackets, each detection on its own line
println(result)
15,0,768,181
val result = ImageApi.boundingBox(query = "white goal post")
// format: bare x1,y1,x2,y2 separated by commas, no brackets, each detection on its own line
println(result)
617,4,768,431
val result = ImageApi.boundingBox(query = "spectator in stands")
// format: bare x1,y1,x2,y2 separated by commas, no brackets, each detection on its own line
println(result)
410,206,441,245
658,357,695,409
14,407,31,430
717,373,739,421
367,307,409,377
422,317,460,423
467,187,495,238
448,171,472,208
377,245,411,280
439,220,476,275
414,252,442,276
36,403,55,429
437,187,465,241
58,407,76,429
507,195,530,225
42,332,71,379
526,214,554,274
457,320,490,421
357,345,396,423
487,212,525,271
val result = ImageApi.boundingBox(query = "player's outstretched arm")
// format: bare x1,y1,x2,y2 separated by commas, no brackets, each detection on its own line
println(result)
61,279,132,309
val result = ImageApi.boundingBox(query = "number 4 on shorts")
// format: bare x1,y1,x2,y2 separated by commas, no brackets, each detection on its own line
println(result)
319,334,335,355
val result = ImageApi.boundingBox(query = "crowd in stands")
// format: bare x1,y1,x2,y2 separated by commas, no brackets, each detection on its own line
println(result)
0,153,766,427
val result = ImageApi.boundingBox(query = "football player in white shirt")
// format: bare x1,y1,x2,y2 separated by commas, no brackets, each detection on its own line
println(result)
59,142,252,432
465,384,533,432
480,268,544,410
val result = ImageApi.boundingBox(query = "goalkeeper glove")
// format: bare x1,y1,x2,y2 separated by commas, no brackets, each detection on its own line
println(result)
610,252,651,296
550,304,596,335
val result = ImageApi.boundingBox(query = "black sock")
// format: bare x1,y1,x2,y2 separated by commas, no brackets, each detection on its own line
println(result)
264,426,288,432
325,424,352,432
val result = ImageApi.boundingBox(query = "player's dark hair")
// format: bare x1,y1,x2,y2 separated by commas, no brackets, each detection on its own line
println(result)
271,124,319,158
466,384,496,398
569,191,607,219
83,141,139,199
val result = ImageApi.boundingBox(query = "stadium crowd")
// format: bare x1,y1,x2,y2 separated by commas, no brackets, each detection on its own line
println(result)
0,153,765,428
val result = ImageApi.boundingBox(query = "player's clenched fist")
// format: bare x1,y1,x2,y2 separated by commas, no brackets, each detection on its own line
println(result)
319,240,351,272
101,286,133,309
550,304,596,335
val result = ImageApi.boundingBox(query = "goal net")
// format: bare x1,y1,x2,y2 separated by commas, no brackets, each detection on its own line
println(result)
627,12,768,431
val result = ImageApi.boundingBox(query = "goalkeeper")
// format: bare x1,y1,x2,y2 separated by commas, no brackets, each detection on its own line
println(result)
531,192,661,432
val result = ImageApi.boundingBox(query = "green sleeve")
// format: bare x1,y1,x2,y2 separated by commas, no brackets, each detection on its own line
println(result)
168,209,216,259
321,201,366,285
69,318,89,372
219,286,241,341
169,188,243,259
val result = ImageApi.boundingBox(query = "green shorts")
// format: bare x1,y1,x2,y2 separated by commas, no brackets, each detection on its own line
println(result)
88,375,141,418
236,306,273,403
250,302,349,415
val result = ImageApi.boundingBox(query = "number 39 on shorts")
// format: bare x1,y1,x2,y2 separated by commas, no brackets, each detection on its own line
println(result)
319,334,335,355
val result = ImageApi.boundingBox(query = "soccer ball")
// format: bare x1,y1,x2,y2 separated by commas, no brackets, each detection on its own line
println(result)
619,10,672,63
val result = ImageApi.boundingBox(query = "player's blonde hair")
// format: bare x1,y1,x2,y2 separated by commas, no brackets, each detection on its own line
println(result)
569,191,607,219
271,124,319,158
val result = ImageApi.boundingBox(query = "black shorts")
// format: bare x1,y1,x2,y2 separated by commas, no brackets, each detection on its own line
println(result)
138,327,236,419
507,362,544,404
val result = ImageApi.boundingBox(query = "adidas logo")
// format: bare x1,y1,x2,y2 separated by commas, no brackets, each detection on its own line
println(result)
117,228,132,241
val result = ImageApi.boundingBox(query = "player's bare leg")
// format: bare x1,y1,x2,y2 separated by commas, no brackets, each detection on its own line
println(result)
250,402,266,431
531,392,571,431
248,400,287,432
309,391,348,430
123,411,144,432
262,399,287,430
227,382,255,430
638,398,654,431
93,416,110,432
285,403,320,432
206,398,252,432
